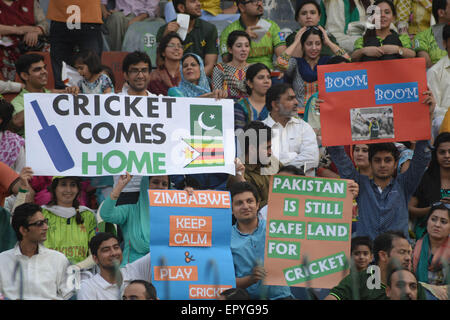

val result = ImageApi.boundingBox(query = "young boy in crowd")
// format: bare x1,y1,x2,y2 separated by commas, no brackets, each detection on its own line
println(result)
351,236,374,272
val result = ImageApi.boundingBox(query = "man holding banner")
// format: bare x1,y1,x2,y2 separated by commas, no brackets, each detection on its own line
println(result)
230,181,293,300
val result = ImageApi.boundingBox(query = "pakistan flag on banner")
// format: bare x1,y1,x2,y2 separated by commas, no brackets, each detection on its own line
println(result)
184,105,224,168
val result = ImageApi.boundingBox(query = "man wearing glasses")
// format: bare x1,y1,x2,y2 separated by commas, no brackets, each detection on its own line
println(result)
220,0,287,72
0,203,73,300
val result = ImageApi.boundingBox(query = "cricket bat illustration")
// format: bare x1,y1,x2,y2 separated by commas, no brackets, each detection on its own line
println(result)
31,100,75,172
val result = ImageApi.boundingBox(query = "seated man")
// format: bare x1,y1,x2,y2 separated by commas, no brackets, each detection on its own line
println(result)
122,280,158,300
414,0,449,68
426,23,450,137
157,0,218,77
262,83,319,175
77,232,152,300
230,181,293,300
220,0,286,72
0,203,73,300
164,0,240,23
325,231,427,300
229,121,279,209
100,0,160,51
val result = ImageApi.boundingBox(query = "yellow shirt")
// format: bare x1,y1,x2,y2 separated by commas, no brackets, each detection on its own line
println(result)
440,109,450,134
200,0,221,16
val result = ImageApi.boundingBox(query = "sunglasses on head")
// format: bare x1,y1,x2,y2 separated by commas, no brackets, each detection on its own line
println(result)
431,201,450,210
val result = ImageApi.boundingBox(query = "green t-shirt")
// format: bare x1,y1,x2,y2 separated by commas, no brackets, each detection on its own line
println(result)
329,269,427,300
414,27,447,65
220,18,286,70
11,88,52,137
0,207,17,253
42,208,97,264
157,18,218,61
354,33,412,50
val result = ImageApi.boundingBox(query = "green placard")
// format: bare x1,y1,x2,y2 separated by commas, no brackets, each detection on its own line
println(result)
267,240,301,260
283,252,348,285
272,175,347,198
304,199,344,219
268,220,305,239
306,222,350,241
283,198,299,216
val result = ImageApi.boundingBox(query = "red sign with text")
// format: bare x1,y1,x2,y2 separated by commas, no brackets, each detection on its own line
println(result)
317,58,430,146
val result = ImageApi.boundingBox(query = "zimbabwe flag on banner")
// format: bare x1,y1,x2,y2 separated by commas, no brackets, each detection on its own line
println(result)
183,138,225,168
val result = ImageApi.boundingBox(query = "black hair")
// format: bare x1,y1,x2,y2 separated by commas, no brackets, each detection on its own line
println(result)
226,30,251,59
327,55,350,64
350,0,372,12
219,287,250,300
432,0,449,22
230,181,260,203
386,263,415,287
47,177,83,225
266,83,292,112
278,165,305,176
373,231,407,265
426,132,450,176
122,51,152,73
444,23,450,42
101,65,116,88
245,62,271,96
126,280,157,300
241,120,272,158
15,53,45,82
89,232,120,257
173,0,187,13
351,236,373,254
368,142,400,163
0,99,15,132
12,203,43,241
158,32,183,64
73,50,103,75
295,0,321,22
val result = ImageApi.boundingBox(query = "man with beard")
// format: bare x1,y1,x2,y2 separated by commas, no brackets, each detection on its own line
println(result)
220,0,286,72
324,231,427,300
229,120,278,209
157,0,218,77
262,83,319,175
77,232,151,300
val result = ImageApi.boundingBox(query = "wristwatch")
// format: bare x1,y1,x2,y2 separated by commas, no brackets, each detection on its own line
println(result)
398,47,403,56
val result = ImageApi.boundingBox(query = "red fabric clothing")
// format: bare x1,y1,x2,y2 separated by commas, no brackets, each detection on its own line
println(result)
0,161,19,207
147,66,181,96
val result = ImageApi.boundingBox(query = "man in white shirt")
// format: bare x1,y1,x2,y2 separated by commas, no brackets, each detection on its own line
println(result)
427,24,450,137
262,83,319,175
0,203,73,300
77,232,151,300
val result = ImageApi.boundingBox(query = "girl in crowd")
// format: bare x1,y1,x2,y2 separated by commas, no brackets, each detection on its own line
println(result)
68,50,114,94
0,99,25,172
286,0,339,57
99,174,171,266
351,0,415,61
234,63,272,130
409,132,450,239
168,53,226,99
148,32,182,96
41,176,97,264
212,30,250,100
413,203,450,285
278,26,350,111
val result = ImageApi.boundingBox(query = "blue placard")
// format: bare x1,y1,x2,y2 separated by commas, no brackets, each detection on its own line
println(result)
149,190,236,300
374,82,419,105
324,69,369,92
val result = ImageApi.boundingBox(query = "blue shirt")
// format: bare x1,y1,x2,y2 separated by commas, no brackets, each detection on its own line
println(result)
231,219,293,300
327,140,431,241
